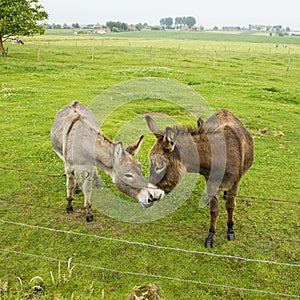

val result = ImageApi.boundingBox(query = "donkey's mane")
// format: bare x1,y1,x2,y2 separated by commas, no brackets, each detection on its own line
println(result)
172,124,202,136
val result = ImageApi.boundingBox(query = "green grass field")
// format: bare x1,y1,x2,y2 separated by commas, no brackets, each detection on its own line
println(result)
0,31,299,299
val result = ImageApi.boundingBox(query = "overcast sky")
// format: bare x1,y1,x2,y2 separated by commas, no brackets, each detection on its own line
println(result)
39,0,300,30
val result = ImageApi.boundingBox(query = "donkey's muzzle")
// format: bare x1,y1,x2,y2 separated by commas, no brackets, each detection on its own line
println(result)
138,184,165,208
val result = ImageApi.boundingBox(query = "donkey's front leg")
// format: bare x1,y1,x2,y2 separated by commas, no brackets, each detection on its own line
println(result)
205,195,220,248
82,171,93,222
65,167,75,213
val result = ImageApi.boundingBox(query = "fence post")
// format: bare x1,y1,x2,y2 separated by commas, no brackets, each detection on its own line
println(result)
212,51,216,69
286,55,291,76
37,46,40,61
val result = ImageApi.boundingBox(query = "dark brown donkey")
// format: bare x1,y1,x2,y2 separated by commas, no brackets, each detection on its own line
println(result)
146,109,254,248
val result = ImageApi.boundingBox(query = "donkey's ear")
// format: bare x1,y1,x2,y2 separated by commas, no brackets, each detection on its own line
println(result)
197,117,204,127
145,115,163,139
164,127,176,152
113,142,123,161
197,117,204,133
126,135,144,156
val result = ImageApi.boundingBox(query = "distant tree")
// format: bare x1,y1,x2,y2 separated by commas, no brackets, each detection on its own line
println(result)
185,16,196,28
175,17,183,29
249,24,260,30
151,26,161,31
72,23,80,29
286,26,291,32
266,25,272,32
0,0,48,56
135,23,143,31
213,26,219,30
273,25,282,33
165,17,173,29
122,22,128,31
111,27,120,32
160,17,173,29
106,21,128,32
278,30,287,37
52,23,62,29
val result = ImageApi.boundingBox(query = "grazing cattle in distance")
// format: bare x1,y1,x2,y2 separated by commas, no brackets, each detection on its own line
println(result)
51,101,164,221
145,109,254,248
283,43,287,48
11,38,24,45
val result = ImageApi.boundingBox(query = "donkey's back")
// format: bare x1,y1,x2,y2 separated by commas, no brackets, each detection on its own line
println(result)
204,109,254,179
51,101,99,162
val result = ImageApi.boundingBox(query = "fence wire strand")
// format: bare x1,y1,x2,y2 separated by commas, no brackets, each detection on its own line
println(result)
0,247,299,299
1,219,299,268
1,198,299,244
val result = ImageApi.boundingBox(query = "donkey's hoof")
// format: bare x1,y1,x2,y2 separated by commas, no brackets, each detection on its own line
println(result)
66,206,73,213
227,227,235,241
205,238,213,248
86,215,93,222
204,233,214,248
227,233,235,241
73,187,81,194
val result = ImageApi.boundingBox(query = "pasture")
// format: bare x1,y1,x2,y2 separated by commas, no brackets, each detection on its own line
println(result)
0,31,299,299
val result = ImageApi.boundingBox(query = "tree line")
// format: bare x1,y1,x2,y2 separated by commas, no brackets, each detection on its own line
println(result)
160,16,197,29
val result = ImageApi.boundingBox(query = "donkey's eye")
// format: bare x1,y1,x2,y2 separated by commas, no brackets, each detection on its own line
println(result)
124,173,134,179
155,166,165,173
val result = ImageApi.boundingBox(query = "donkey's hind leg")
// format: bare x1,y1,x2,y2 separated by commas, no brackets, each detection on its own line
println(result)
225,182,240,241
93,167,100,188
65,166,75,213
204,180,220,248
82,170,94,222
73,170,82,194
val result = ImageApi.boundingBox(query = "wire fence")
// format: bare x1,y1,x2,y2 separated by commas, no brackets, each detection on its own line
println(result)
1,196,299,244
0,247,299,298
0,219,299,268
